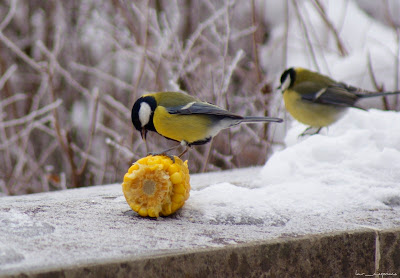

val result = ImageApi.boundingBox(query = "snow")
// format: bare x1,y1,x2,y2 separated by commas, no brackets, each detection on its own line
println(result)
182,0,400,229
185,108,400,229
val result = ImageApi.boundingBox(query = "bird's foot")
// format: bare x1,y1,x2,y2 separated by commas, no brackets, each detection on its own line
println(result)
147,152,175,163
299,127,322,137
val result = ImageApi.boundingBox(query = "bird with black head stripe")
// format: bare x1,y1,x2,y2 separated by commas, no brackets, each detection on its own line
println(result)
132,92,283,157
279,67,400,135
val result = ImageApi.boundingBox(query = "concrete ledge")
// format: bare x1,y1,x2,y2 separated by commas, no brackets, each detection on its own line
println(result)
4,229,400,278
1,168,399,277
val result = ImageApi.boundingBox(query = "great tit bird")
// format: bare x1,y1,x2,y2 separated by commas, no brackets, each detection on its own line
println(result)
131,92,283,157
279,67,400,135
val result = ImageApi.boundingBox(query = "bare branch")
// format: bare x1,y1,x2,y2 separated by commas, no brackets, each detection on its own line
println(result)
105,137,138,160
0,93,26,109
221,49,244,95
311,0,348,56
36,40,91,98
291,0,320,71
0,64,17,90
0,0,17,31
0,32,44,72
77,88,100,175
0,99,62,128
71,62,135,91
251,0,262,82
101,94,131,116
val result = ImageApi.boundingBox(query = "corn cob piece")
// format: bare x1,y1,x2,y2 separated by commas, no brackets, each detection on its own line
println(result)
122,155,190,218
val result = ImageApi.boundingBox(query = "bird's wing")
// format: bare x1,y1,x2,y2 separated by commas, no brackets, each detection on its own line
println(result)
166,102,242,118
299,82,359,107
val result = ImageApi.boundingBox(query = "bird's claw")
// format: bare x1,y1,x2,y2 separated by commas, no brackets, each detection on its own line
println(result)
148,152,175,163
299,126,322,137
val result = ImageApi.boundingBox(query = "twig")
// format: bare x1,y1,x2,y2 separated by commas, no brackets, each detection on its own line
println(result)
10,144,47,194
175,1,234,81
283,0,289,68
203,72,215,169
23,140,59,185
77,88,99,175
219,0,233,106
291,0,320,71
71,142,103,168
251,0,262,82
0,32,44,72
0,115,54,149
312,0,348,56
0,64,17,90
37,40,91,98
0,180,8,196
105,137,138,160
367,53,384,92
71,62,135,91
100,94,131,116
230,26,258,42
221,49,245,95
0,0,18,31
367,53,389,110
201,138,214,173
0,99,62,128
0,93,26,109
383,0,400,108
133,0,150,101
45,39,80,188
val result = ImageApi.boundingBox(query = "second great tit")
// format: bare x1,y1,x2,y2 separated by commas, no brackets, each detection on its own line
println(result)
279,67,400,135
131,92,283,157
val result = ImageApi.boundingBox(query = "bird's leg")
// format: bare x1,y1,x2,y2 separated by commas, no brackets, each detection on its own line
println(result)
178,145,190,158
177,141,192,158
148,141,189,162
148,145,179,162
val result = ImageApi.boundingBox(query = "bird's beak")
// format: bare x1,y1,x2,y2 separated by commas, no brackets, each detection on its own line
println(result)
141,128,147,141
277,84,282,90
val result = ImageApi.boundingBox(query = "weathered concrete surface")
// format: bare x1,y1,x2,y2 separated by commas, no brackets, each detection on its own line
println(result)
0,167,399,277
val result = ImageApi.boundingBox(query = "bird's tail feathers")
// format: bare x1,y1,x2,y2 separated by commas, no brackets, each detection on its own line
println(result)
358,91,400,98
240,116,283,123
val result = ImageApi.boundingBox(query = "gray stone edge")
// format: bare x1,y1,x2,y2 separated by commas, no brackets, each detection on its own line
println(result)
2,228,400,278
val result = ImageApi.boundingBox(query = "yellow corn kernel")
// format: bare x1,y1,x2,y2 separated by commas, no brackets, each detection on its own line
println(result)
173,183,185,194
128,164,140,173
171,202,181,212
172,193,185,204
170,172,183,184
138,207,148,217
168,164,180,175
122,155,191,218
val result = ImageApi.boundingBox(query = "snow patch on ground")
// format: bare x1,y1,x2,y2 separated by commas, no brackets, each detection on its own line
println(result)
185,109,400,229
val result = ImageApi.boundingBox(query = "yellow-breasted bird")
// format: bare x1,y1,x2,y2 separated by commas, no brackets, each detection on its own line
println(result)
279,67,400,135
131,92,283,157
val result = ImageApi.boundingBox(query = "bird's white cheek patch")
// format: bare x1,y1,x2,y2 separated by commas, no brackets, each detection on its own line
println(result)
139,102,152,127
281,75,291,91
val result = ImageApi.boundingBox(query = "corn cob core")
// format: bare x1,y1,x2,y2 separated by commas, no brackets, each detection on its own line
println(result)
122,155,190,218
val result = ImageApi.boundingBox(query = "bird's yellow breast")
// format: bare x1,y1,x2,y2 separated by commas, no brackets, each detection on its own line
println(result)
153,106,212,144
283,89,346,127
